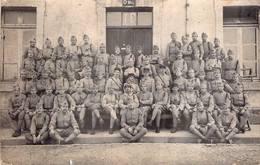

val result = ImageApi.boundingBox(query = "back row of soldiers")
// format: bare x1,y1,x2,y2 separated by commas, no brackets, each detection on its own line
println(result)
7,32,249,144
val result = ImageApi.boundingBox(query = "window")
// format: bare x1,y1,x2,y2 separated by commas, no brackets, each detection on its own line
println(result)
1,7,36,81
223,6,259,78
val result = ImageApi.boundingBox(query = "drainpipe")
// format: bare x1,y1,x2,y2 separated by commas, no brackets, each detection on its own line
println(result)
185,0,189,36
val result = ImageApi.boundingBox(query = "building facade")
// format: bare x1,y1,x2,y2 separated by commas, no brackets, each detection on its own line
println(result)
1,0,259,108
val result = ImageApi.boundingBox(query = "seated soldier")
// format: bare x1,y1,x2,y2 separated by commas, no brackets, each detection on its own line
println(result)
39,85,55,116
119,83,139,116
125,74,140,94
136,46,145,69
139,67,155,93
167,84,185,133
173,69,188,94
124,58,139,78
53,86,76,113
102,87,120,134
120,100,147,143
190,101,217,143
190,50,205,77
93,56,109,80
213,83,231,121
25,103,50,145
37,70,55,95
231,83,250,133
71,83,87,134
214,38,226,62
49,102,80,144
155,65,172,93
85,84,104,135
80,34,94,67
147,81,168,133
171,51,188,78
216,104,238,144
24,86,41,130
200,83,214,115
139,55,156,77
67,53,81,79
181,35,192,67
94,72,106,95
137,83,153,128
183,83,199,130
187,68,200,90
55,68,69,93
7,84,26,137
105,67,123,98
79,66,94,94
21,48,36,80
204,51,221,81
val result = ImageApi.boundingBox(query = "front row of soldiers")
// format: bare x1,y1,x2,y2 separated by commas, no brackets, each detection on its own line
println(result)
7,70,249,144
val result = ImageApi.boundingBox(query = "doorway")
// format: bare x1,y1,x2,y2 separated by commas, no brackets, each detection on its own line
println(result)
106,7,153,57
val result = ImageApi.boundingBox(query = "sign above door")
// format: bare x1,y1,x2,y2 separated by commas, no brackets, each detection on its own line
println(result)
122,0,136,6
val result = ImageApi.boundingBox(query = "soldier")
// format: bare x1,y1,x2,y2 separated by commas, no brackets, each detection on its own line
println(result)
36,70,55,95
94,71,106,94
216,104,238,144
229,73,241,91
49,101,80,144
67,53,81,79
222,50,241,82
201,33,214,61
181,35,192,67
68,72,79,94
205,51,222,81
165,32,182,65
171,51,188,78
189,32,204,59
190,101,217,143
55,69,69,93
173,69,189,94
183,83,199,130
66,36,81,59
231,83,250,133
54,37,66,60
56,53,68,76
124,58,139,78
139,55,156,77
213,83,231,121
187,68,200,90
200,83,214,114
7,85,26,137
120,101,147,143
24,86,41,130
167,84,185,133
136,46,145,69
150,45,164,65
108,46,123,77
102,86,120,134
85,84,104,135
153,56,171,77
137,83,153,128
95,43,109,66
23,38,40,59
23,70,38,95
93,56,109,80
42,38,53,60
71,83,88,134
39,85,55,116
54,86,75,113
198,71,210,90
139,67,155,93
190,50,205,77
35,50,45,76
155,65,172,92
105,67,123,98
79,66,94,94
25,103,50,145
21,48,36,79
80,34,94,67
126,74,140,94
214,38,225,62
123,45,135,68
44,52,56,79
147,81,168,133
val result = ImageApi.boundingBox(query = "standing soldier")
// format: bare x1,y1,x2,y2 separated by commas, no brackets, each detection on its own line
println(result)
222,50,241,83
187,68,200,90
7,85,26,137
165,32,182,65
105,67,123,98
49,102,80,144
39,85,55,116
80,34,94,67
181,35,192,67
66,36,81,59
43,38,53,60
79,66,94,94
201,33,214,61
231,83,250,133
147,81,168,133
102,87,120,134
37,71,56,95
167,84,185,133
35,50,45,76
71,83,88,134
54,37,66,60
120,102,147,143
23,39,40,59
95,43,109,66
53,86,76,113
190,101,217,143
205,51,222,81
200,83,214,114
44,52,56,79
93,56,109,80
55,69,69,93
214,38,226,62
21,48,36,79
137,83,153,128
136,46,145,69
189,32,204,59
171,51,188,78
150,45,164,65
25,103,50,145
94,72,106,95
67,53,81,79
56,53,68,76
123,45,135,68
173,69,189,94
108,46,123,77
139,55,156,77
216,104,238,144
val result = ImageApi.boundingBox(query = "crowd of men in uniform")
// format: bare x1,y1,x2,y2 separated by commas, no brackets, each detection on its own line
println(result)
7,31,250,144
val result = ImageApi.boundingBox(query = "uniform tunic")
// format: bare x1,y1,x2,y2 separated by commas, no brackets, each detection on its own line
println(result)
43,47,53,60
200,92,214,112
119,93,139,110
217,112,237,130
95,78,106,93
190,59,205,77
22,58,36,71
165,41,182,62
214,46,225,62
85,93,102,111
44,59,56,75
173,77,189,93
213,91,230,109
71,92,87,105
191,110,215,127
222,59,240,81
55,77,69,92
79,77,94,94
25,94,41,111
181,43,192,67
202,41,214,61
189,40,204,56
139,77,155,93
49,111,79,130
30,113,50,135
168,92,185,110
53,94,76,111
121,108,143,128
39,93,55,110
66,45,81,58
56,59,67,73
8,94,26,112
105,77,122,95
205,58,222,80
37,78,55,91
184,91,198,107
171,59,188,76
54,45,66,60
80,44,93,65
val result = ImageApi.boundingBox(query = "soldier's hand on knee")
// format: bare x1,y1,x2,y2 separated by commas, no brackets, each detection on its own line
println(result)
128,127,133,134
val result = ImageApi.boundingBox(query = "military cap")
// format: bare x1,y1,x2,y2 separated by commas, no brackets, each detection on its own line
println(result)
45,84,53,90
153,45,159,50
227,49,234,54
124,83,132,89
58,37,64,41
137,46,142,50
201,32,208,37
45,38,51,43
192,32,198,37
172,83,179,89
83,34,89,39
126,45,131,49
30,38,36,43
214,38,220,42
114,67,121,72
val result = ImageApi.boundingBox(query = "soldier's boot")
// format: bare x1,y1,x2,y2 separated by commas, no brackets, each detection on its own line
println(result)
91,112,97,135
155,127,160,133
171,127,177,133
147,120,153,126
79,125,87,134
64,133,77,144
109,128,113,134
90,129,95,135
99,118,104,131
12,130,22,137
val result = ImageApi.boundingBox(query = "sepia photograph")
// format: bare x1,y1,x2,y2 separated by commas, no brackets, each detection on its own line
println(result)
0,0,260,164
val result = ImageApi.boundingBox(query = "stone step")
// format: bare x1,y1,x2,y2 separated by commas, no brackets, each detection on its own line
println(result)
1,125,259,146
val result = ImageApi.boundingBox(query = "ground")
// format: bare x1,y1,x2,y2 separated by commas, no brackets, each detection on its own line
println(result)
1,143,260,165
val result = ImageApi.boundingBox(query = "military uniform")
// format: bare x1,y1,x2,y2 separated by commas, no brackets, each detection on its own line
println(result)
95,77,106,94
80,43,93,67
105,76,122,98
190,59,205,77
209,79,234,94
79,77,94,94
67,58,81,76
24,94,41,129
53,93,76,112
119,92,139,115
35,53,45,74
66,45,81,59
54,45,66,60
44,59,56,78
56,59,67,75
43,47,54,60
21,57,36,79
108,54,123,77
68,74,79,94
155,74,172,92
25,112,50,144
120,107,147,143
55,76,69,93
173,76,188,94
200,92,214,113
124,66,140,78
213,90,230,119
137,90,153,127
181,39,193,67
39,93,55,115
140,76,155,93
189,32,204,58
171,58,188,77
37,77,55,93
205,58,221,81
187,77,200,91
222,59,240,82
93,62,109,80
165,40,182,64
201,33,214,61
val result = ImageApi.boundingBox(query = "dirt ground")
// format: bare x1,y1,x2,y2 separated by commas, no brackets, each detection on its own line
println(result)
1,143,260,165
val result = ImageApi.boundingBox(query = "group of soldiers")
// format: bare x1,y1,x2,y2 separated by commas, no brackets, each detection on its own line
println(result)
7,31,249,144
